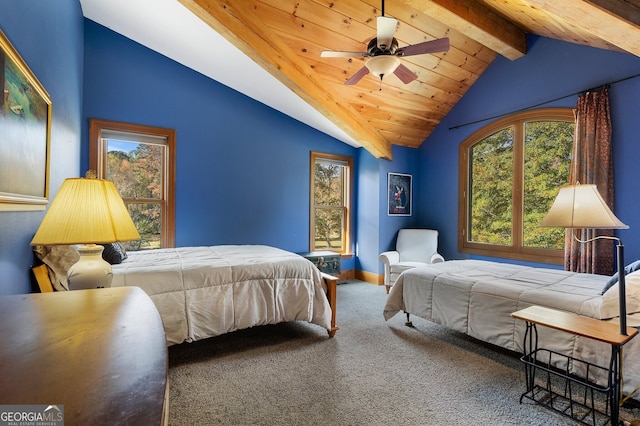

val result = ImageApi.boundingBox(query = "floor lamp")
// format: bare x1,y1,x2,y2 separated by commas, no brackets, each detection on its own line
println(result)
31,173,140,290
540,184,629,335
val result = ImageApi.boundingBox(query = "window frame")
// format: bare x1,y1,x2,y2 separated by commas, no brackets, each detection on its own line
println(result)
89,118,176,248
310,151,353,254
458,108,574,264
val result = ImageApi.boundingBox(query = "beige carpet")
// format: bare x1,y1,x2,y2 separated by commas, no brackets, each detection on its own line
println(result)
167,280,639,425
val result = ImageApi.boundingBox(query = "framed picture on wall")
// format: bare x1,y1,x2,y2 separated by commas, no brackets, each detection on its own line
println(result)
0,28,52,211
388,172,412,216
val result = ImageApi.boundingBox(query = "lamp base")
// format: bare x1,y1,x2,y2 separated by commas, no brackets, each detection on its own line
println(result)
67,244,113,290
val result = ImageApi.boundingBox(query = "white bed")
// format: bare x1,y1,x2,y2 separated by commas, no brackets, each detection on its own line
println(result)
383,259,640,399
35,244,337,345
109,245,337,345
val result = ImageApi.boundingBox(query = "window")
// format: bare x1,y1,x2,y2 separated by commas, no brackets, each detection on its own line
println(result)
310,152,353,254
89,119,176,250
458,109,574,263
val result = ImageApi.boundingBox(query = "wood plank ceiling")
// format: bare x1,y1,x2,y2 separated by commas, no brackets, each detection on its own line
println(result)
179,0,640,159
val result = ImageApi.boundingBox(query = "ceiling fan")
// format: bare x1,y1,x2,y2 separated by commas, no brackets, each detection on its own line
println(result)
320,0,450,87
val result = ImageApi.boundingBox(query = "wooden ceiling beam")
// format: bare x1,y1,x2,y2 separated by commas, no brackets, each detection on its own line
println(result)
179,0,393,159
399,0,527,60
523,0,640,56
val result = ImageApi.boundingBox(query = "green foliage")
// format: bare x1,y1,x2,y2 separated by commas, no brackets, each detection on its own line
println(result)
523,121,573,249
124,203,161,250
314,162,345,250
470,127,514,245
469,120,574,249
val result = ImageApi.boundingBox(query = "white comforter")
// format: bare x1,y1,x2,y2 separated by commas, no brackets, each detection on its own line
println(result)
112,245,332,345
384,259,640,397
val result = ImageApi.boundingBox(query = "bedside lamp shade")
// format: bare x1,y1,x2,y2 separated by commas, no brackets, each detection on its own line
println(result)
31,175,140,290
540,183,629,335
540,184,628,229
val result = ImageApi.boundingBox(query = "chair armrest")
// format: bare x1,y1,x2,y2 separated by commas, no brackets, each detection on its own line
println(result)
379,251,400,266
430,253,445,264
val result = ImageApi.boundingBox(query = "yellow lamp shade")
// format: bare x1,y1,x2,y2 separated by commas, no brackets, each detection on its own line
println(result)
31,177,140,245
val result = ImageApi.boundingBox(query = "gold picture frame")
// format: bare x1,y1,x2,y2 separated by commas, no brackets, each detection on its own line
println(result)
0,28,51,211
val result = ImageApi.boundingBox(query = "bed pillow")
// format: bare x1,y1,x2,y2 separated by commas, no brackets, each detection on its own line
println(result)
102,242,128,264
601,259,640,294
32,244,79,291
599,269,640,320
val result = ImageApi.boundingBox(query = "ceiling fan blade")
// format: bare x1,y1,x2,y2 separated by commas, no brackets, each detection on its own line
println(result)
345,66,370,85
399,37,450,57
393,63,418,84
321,50,368,58
377,16,397,50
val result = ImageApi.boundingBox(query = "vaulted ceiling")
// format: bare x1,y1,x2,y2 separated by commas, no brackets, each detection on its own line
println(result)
83,1,640,159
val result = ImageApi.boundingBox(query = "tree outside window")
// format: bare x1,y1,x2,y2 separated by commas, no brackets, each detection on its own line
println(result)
310,152,352,254
459,109,574,264
90,119,176,250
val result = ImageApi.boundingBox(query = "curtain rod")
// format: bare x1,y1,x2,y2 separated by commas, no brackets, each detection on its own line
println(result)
449,73,640,131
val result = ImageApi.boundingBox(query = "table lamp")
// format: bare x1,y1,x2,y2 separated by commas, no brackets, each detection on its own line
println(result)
31,172,140,290
540,183,629,335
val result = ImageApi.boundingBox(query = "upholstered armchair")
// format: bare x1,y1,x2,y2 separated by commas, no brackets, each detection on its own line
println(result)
379,229,444,293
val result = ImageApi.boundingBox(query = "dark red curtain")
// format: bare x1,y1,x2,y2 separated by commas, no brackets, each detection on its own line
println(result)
565,88,615,275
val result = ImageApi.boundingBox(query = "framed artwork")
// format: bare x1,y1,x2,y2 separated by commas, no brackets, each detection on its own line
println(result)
0,29,51,211
388,172,412,216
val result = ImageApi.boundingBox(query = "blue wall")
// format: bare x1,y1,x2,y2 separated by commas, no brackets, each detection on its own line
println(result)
418,36,640,266
0,0,83,295
366,145,420,273
4,9,638,294
82,19,359,256
355,149,379,273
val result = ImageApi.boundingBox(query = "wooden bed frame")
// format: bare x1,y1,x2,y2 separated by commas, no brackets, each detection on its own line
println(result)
321,272,339,337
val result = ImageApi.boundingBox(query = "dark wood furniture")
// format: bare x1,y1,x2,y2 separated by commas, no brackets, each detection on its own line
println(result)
298,251,341,276
512,306,637,425
0,286,168,425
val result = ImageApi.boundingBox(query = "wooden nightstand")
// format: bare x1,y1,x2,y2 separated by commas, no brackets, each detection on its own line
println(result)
512,306,638,425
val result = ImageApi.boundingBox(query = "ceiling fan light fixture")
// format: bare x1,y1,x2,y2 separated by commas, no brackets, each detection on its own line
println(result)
366,55,400,79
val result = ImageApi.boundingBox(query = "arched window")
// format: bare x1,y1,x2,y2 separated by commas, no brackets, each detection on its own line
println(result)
458,108,574,264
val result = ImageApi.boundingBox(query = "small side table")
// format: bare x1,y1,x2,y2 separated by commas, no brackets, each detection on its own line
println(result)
512,306,637,425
